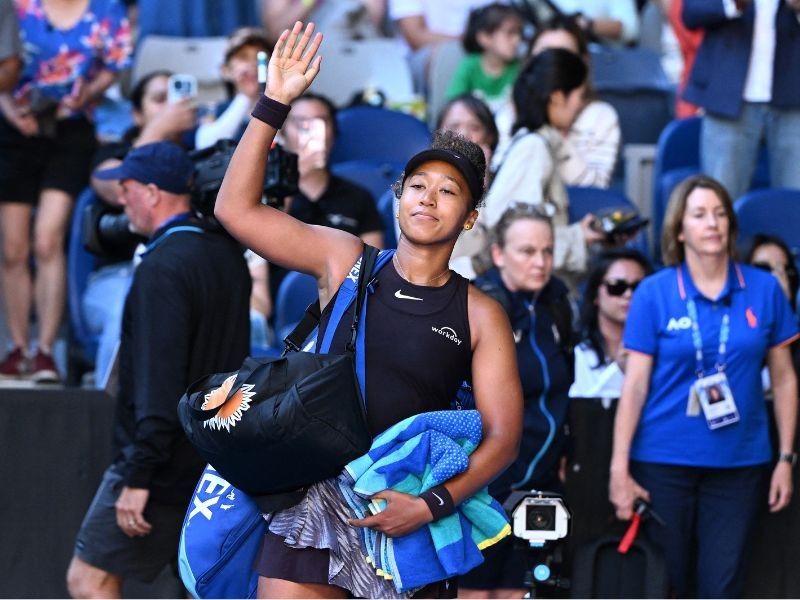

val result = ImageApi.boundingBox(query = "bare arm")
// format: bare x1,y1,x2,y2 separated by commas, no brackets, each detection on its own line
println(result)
766,343,798,512
136,99,197,146
214,22,363,307
443,287,523,505
609,350,653,519
589,18,623,40
348,288,523,537
249,258,272,318
395,15,457,51
61,69,118,112
360,230,384,249
262,0,315,45
0,56,20,93
91,157,124,205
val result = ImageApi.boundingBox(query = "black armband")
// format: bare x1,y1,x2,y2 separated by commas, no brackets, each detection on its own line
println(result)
251,95,291,130
420,485,456,521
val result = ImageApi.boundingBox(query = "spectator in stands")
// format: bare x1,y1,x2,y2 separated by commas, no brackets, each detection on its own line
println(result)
445,3,523,113
610,174,799,598
280,92,384,248
195,27,271,150
437,93,498,180
83,70,198,386
66,142,251,598
654,0,702,118
389,0,493,94
0,0,21,93
571,248,652,402
483,48,605,289
246,250,273,349
0,0,132,382
564,249,651,549
261,0,389,45
92,71,197,203
428,94,498,278
683,0,800,201
747,234,798,314
463,204,575,597
494,16,621,188
549,0,640,45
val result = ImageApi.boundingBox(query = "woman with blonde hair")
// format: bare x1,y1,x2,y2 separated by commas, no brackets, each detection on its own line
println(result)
609,174,799,597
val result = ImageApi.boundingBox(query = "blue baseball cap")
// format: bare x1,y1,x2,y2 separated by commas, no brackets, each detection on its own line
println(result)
94,141,194,195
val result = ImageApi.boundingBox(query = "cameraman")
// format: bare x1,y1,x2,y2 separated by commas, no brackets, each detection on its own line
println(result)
67,141,250,598
83,70,197,384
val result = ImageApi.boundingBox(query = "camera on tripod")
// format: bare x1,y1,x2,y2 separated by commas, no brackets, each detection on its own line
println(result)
505,490,571,546
504,490,572,595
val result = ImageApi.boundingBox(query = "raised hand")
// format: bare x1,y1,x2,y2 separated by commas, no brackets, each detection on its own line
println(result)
266,21,323,105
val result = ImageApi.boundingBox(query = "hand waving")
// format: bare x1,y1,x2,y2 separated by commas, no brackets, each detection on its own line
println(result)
267,22,323,105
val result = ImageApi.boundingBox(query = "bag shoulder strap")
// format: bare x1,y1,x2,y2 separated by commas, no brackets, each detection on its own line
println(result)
284,245,384,354
346,244,379,353
283,301,321,353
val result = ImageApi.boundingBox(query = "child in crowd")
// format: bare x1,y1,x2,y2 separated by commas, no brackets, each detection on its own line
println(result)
493,16,621,188
446,3,523,113
195,27,271,149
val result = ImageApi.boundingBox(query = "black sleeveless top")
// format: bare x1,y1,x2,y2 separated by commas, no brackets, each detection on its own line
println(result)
317,259,473,436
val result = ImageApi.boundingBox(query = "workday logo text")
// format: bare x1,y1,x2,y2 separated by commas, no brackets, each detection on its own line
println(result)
432,326,463,345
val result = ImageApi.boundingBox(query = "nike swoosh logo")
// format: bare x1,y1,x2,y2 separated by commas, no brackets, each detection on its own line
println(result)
395,290,423,301
432,492,445,506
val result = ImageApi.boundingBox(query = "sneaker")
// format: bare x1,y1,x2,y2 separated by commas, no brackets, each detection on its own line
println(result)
0,347,29,379
30,350,61,384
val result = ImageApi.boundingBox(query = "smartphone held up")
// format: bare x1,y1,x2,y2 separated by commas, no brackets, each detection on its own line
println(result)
167,74,198,104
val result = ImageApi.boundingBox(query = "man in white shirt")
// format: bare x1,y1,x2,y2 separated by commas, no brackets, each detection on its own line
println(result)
388,0,493,93
683,0,800,200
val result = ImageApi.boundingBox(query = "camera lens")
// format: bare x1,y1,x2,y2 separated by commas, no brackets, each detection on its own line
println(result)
526,504,556,531
175,80,184,89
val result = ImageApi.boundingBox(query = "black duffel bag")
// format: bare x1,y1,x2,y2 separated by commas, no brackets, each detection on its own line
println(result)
177,246,377,512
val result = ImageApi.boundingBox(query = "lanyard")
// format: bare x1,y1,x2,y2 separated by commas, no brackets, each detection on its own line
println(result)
686,297,730,378
142,215,203,257
677,265,737,378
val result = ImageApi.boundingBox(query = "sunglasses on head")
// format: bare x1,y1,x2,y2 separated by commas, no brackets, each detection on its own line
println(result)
603,279,640,296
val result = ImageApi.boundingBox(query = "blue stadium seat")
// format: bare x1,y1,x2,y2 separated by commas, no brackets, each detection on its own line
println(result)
376,189,398,249
330,159,403,204
590,46,675,147
137,0,258,39
652,117,771,259
273,271,319,345
734,188,800,257
567,186,649,256
329,106,430,166
66,189,101,382
652,117,702,246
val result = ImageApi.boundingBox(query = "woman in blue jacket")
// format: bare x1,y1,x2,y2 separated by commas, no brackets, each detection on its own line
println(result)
610,174,799,598
463,203,575,596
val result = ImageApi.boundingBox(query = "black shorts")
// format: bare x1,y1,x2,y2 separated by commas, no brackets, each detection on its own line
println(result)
254,531,458,598
459,536,528,591
73,466,186,583
0,114,97,204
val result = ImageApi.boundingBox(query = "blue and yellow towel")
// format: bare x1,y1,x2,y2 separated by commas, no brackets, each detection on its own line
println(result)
338,410,511,593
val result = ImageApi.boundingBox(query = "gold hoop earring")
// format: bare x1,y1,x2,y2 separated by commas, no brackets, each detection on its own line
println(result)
464,224,473,230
